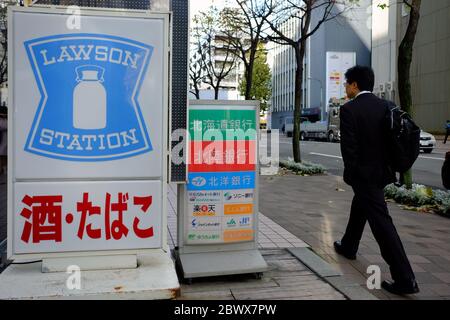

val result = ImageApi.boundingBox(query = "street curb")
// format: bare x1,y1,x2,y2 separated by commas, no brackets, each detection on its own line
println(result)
288,247,378,300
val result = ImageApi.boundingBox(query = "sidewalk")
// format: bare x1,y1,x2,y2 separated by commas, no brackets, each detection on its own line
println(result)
2,171,449,299
0,178,351,300
433,137,449,154
259,173,450,300
166,184,350,300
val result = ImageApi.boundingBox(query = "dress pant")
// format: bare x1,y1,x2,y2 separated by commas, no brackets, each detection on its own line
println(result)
341,184,415,282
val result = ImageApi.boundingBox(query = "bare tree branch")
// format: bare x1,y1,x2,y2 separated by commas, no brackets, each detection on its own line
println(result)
259,0,359,163
191,8,238,100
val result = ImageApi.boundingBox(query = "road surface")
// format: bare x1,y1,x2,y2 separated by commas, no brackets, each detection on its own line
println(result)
275,136,447,189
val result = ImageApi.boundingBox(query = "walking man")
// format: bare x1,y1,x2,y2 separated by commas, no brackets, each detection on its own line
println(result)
444,120,450,144
334,66,419,295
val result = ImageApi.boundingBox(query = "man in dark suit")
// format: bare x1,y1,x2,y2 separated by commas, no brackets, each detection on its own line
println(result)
334,66,419,295
443,151,450,190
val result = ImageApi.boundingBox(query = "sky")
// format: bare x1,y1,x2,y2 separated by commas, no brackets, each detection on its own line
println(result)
189,0,228,18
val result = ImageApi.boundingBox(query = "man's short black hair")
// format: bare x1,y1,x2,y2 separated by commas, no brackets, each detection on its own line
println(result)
345,65,375,92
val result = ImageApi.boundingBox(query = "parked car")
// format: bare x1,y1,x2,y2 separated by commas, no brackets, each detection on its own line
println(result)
420,130,436,153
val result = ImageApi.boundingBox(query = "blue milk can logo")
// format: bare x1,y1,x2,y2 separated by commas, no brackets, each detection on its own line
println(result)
24,34,154,161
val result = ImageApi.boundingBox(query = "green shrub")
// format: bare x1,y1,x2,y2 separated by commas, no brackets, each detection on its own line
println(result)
280,158,325,175
384,184,450,216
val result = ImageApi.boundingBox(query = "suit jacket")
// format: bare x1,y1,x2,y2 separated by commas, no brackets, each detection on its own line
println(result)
340,93,395,188
443,151,450,190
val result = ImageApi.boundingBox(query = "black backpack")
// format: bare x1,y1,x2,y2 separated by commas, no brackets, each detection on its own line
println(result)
384,101,421,174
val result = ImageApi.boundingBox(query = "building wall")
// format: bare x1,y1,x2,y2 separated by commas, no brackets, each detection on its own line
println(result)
309,0,371,117
372,0,450,133
371,0,398,98
269,0,372,130
401,0,450,133
269,15,307,130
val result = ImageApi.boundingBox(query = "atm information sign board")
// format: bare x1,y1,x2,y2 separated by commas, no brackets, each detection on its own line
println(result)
186,103,258,245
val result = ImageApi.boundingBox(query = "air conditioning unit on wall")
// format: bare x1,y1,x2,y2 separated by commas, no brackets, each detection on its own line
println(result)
386,82,392,91
385,81,396,101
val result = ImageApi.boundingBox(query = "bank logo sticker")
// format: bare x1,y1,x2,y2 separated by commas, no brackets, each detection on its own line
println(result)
222,215,253,228
24,34,154,161
191,176,207,188
223,229,253,243
188,191,222,203
239,216,252,227
226,218,237,228
191,204,218,216
224,203,253,215
187,231,222,243
187,171,255,191
190,218,221,231
223,190,254,203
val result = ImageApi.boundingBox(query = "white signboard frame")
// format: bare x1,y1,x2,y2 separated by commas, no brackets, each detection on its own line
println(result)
8,6,171,260
175,100,267,279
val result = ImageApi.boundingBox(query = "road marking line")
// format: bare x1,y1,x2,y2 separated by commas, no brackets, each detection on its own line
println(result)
309,152,342,159
308,153,443,161
419,156,444,161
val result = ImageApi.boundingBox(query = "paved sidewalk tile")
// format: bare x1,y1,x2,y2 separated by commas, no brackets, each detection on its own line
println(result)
259,174,450,300
177,249,346,300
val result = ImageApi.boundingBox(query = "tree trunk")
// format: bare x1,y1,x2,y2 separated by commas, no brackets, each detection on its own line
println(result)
245,61,254,100
397,0,421,189
214,86,219,100
245,43,257,100
398,0,421,115
292,44,305,163
191,81,200,99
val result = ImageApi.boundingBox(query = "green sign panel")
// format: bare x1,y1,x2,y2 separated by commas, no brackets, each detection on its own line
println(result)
189,109,257,141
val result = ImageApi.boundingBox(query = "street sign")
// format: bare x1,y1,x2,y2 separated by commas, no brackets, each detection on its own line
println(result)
186,104,257,245
175,100,267,279
8,7,170,260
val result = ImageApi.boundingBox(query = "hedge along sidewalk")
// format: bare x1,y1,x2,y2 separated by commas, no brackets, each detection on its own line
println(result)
384,183,450,217
280,158,326,176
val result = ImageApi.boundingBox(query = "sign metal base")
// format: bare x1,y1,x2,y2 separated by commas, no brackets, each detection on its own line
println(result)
42,255,138,273
175,249,268,279
0,250,180,300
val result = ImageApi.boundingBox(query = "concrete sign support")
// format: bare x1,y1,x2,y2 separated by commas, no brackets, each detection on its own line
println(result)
175,100,268,280
1,5,179,299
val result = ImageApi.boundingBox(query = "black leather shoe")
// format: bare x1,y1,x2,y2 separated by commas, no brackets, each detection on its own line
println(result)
333,241,356,260
381,280,420,295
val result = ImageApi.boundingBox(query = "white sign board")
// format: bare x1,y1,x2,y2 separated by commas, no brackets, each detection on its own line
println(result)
185,103,258,246
325,51,356,110
8,7,170,259
175,101,267,280
14,181,162,254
